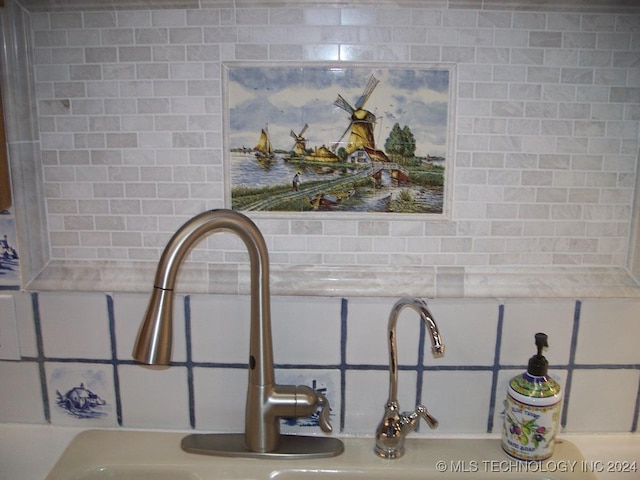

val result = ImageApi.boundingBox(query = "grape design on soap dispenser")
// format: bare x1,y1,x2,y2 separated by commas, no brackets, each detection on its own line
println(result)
505,413,550,449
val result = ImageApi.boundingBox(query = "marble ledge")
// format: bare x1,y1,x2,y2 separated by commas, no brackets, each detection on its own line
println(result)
25,260,640,299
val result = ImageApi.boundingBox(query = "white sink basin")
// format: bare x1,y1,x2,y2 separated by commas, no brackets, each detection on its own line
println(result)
46,430,597,480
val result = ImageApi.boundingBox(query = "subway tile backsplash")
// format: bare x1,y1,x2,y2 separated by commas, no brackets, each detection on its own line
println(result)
1,291,638,435
23,2,640,274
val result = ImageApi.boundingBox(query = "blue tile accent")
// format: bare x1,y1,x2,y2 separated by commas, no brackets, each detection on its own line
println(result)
561,299,581,429
31,292,50,423
414,319,427,432
106,294,122,426
184,295,196,429
486,303,504,433
339,297,348,433
632,375,640,432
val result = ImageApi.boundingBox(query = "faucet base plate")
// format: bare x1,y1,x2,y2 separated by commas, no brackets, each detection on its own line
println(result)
181,433,344,459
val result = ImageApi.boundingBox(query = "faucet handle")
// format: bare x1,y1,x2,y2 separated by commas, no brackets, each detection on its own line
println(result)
415,404,439,429
404,404,438,430
316,392,333,433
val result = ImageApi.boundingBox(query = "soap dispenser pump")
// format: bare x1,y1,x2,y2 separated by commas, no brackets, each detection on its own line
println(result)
501,333,562,461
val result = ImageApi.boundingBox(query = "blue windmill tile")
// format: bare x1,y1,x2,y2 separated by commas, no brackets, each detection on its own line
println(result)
276,369,341,434
46,363,116,427
0,211,20,287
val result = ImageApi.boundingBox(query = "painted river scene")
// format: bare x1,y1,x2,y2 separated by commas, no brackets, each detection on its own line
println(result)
227,66,449,214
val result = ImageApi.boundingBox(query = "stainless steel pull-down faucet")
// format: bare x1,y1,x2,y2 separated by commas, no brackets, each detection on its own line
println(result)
133,209,343,458
374,297,445,459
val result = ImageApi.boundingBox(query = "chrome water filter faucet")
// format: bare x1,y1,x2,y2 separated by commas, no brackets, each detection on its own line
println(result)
374,297,444,459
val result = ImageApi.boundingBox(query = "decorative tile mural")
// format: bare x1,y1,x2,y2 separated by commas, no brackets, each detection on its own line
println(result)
226,64,451,214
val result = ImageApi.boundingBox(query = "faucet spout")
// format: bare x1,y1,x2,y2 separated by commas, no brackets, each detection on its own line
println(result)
375,297,444,459
133,209,342,457
133,209,274,388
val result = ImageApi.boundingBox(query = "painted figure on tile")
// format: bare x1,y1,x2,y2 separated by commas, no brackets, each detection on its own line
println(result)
292,172,301,191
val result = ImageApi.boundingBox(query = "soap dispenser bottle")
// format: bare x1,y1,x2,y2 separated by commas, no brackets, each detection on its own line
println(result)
501,332,562,461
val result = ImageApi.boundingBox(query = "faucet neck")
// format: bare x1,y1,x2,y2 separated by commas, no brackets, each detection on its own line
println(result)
151,209,274,387
386,298,443,402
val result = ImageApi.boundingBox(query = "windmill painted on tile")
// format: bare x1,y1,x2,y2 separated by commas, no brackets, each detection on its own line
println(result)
332,74,389,162
290,123,309,157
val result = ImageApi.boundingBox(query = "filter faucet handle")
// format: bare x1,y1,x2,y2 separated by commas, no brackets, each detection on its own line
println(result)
413,404,438,429
317,392,333,433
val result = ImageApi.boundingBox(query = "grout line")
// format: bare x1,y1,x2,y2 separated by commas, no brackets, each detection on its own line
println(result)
416,318,426,403
185,295,196,429
106,294,123,426
486,302,504,434
25,356,637,371
631,372,640,433
31,292,50,424
561,299,581,430
339,297,348,433
414,319,427,433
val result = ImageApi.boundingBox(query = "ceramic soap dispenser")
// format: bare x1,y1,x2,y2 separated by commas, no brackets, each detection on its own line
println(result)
501,332,562,461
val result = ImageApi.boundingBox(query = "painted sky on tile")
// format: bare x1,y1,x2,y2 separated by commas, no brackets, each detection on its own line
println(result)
227,66,450,158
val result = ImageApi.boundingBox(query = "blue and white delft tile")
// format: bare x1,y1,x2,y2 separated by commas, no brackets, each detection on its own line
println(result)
277,369,340,433
46,363,117,427
0,210,20,287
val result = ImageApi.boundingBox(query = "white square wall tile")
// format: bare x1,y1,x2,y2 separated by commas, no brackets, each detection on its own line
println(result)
193,367,340,433
193,367,247,432
190,294,250,364
0,361,45,423
271,296,341,365
501,299,576,366
566,369,639,432
575,299,640,365
428,298,500,366
0,294,20,360
46,362,117,427
39,292,111,359
346,298,421,366
14,292,37,358
118,364,190,429
421,370,494,434
343,369,417,436
113,292,186,362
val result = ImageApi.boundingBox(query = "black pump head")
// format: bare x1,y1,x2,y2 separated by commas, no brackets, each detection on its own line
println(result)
534,332,548,356
528,332,549,376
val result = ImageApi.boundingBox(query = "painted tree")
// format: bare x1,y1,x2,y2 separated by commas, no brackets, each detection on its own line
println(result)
385,123,416,161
